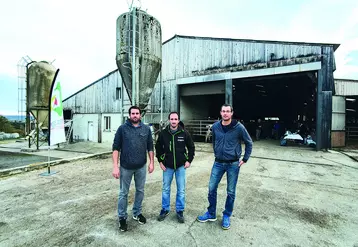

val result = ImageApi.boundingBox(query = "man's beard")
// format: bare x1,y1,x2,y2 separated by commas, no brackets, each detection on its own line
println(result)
130,118,140,124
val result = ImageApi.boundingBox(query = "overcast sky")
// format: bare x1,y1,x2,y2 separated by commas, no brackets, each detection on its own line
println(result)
1,0,357,115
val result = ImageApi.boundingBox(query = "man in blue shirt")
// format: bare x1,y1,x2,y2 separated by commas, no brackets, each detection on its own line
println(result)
197,104,253,230
112,106,154,232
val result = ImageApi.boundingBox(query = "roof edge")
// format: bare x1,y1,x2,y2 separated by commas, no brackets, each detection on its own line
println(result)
334,78,358,82
63,69,119,102
163,34,340,51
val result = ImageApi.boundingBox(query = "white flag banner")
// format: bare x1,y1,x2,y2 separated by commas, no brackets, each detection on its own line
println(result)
49,80,66,146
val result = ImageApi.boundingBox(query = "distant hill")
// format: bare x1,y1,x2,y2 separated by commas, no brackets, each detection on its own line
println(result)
3,115,33,122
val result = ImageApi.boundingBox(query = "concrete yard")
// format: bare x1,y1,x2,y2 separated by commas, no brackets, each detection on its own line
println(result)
0,151,59,170
0,140,91,171
1,142,358,247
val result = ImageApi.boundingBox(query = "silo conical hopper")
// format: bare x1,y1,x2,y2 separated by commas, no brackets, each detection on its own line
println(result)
116,8,162,110
27,61,57,129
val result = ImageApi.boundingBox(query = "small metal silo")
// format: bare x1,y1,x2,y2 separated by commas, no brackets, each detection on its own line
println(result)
27,61,57,128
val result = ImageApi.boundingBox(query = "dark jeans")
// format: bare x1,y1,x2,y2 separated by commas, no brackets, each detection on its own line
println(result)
118,165,146,219
207,161,240,217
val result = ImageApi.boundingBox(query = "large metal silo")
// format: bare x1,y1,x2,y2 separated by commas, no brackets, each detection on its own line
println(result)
27,61,57,128
116,8,162,110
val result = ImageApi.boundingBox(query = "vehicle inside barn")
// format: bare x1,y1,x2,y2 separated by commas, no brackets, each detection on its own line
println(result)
232,72,317,142
178,72,318,145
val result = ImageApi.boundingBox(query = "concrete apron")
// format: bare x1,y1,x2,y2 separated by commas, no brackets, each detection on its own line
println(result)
0,151,112,178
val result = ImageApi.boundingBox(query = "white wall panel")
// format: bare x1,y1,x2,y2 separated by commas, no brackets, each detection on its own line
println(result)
72,114,99,142
332,96,346,131
335,79,358,96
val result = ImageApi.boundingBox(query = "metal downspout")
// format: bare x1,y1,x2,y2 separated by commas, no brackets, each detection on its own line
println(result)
131,7,136,106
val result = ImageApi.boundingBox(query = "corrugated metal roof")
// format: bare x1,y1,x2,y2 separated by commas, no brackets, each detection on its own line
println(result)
163,34,340,51
161,35,324,82
334,79,358,96
63,70,131,114
63,69,118,101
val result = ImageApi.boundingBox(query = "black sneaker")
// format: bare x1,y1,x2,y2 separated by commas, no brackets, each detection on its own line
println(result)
119,218,127,232
157,209,170,221
177,211,185,223
133,214,146,224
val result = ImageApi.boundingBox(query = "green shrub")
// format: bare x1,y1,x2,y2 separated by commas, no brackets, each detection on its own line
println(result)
0,115,24,136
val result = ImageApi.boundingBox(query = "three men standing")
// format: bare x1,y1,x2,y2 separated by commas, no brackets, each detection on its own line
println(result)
112,106,154,232
155,112,195,223
112,104,251,231
197,104,253,230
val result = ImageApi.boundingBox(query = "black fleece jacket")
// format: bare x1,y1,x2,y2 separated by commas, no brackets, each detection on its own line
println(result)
155,125,195,169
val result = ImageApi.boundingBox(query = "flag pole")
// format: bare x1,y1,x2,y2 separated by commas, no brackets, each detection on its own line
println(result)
47,146,51,174
40,68,60,177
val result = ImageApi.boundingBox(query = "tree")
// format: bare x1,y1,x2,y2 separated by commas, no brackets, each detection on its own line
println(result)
0,115,24,136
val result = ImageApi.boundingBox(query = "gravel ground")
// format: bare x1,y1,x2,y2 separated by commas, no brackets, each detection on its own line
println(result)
1,143,358,247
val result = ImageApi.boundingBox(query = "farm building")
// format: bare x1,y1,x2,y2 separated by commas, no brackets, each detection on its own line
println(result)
63,35,357,149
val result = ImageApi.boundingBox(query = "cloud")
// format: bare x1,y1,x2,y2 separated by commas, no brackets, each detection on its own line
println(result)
331,4,358,79
0,0,127,96
0,75,20,115
0,110,21,116
1,0,358,115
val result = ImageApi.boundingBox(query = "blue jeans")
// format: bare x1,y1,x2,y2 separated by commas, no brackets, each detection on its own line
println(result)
162,166,186,212
207,161,240,217
118,165,146,219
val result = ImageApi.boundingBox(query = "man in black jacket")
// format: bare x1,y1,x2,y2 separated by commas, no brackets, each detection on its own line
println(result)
155,112,195,223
